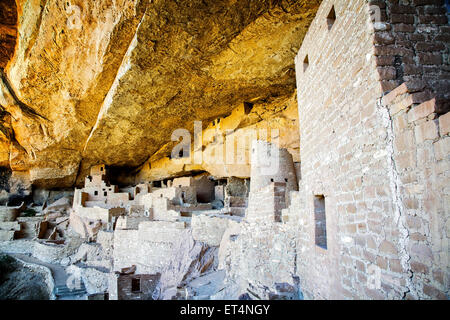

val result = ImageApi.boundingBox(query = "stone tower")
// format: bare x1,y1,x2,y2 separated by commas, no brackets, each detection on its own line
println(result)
249,140,298,205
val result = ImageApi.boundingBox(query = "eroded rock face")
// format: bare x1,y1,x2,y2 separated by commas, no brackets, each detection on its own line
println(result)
0,254,51,300
0,167,31,205
137,91,300,181
0,0,17,69
0,0,320,188
1,0,146,188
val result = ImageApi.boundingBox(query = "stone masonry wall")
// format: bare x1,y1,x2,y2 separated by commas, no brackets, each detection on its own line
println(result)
381,83,449,299
246,182,287,223
115,274,160,300
113,221,188,274
293,0,448,299
371,0,450,103
295,0,388,299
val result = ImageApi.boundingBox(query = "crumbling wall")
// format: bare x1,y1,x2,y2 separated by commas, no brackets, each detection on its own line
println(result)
191,214,240,246
293,0,449,299
218,212,298,299
151,186,196,206
112,219,218,300
216,179,299,300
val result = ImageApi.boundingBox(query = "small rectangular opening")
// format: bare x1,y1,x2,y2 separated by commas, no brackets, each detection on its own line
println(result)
94,191,98,196
314,195,327,249
153,181,162,188
131,278,141,293
243,102,254,114
180,212,192,217
327,6,336,30
104,191,107,196
303,55,309,72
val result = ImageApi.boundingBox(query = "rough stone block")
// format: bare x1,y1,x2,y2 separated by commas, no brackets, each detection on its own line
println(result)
379,240,398,256
433,137,450,161
192,214,234,246
408,98,436,123
0,230,15,241
414,120,439,143
382,81,425,106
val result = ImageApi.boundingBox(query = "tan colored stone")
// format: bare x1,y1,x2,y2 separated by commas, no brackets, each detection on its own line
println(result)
439,112,450,136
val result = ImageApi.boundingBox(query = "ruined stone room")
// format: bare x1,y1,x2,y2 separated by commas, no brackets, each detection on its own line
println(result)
0,0,449,303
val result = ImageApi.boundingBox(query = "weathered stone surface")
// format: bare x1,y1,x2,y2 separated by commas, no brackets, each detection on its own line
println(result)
0,254,52,300
0,202,24,222
0,1,318,188
0,221,20,231
97,230,114,256
0,169,31,206
0,230,15,241
191,214,239,247
0,0,16,69
32,241,76,264
137,92,300,181
0,237,83,264
218,219,298,300
67,264,109,295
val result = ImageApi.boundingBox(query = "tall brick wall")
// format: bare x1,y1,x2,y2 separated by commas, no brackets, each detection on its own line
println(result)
294,0,448,299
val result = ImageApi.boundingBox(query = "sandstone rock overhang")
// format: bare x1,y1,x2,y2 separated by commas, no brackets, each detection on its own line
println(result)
0,0,321,189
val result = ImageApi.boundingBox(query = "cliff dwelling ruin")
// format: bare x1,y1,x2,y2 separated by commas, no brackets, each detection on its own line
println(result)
0,0,449,301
